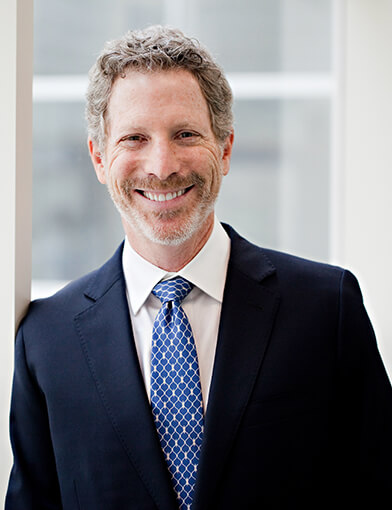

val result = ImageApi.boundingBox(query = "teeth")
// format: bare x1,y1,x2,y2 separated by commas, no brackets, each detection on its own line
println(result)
142,189,186,202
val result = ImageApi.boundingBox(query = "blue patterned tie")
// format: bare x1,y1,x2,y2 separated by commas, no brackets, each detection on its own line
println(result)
151,277,204,510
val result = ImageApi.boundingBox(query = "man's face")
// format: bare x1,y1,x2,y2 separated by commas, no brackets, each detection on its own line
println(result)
89,69,233,249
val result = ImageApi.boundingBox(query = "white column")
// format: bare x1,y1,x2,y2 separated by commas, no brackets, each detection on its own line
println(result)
0,0,33,500
342,0,392,379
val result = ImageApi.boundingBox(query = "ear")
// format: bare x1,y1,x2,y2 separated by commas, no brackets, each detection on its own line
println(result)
88,137,106,184
221,130,234,176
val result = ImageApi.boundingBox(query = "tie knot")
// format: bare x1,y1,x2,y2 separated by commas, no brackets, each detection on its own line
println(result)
152,277,193,305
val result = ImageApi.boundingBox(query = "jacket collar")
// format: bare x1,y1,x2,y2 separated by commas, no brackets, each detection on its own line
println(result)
83,224,276,302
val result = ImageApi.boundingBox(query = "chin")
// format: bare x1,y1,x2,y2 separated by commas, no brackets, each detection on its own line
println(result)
123,203,215,247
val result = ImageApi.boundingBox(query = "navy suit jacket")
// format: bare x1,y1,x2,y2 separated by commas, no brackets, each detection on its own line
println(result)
6,225,392,509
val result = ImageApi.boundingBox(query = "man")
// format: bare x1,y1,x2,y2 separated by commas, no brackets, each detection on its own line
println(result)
6,26,392,510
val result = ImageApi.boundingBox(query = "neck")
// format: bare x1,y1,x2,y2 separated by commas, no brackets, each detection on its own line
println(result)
123,215,214,272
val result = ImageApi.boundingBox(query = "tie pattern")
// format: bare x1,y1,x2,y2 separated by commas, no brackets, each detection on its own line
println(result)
151,277,204,510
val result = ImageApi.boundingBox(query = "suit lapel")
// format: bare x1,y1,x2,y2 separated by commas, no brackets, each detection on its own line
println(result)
74,245,177,510
193,226,280,510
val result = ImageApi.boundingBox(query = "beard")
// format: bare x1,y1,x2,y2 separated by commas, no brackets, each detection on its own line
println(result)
106,171,220,246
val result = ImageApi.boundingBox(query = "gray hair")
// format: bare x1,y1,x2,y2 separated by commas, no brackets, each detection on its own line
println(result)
86,25,233,151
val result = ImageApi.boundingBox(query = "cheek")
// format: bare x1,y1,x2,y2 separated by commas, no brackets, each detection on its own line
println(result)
204,152,225,185
107,154,138,183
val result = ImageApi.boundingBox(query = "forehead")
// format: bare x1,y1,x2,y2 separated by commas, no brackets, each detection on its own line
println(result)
106,69,210,126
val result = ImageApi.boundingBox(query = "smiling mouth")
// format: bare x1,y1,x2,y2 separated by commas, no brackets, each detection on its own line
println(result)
137,186,193,202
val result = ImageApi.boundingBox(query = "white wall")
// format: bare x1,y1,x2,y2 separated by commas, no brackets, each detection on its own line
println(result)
0,0,33,501
342,0,392,380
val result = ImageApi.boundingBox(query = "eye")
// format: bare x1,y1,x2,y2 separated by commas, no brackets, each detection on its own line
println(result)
177,131,200,142
119,134,147,147
126,135,144,142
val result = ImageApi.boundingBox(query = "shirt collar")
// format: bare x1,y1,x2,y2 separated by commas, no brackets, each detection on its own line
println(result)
122,217,231,315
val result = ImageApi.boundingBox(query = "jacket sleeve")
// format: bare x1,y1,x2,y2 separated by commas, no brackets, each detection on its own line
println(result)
336,270,392,507
5,323,62,509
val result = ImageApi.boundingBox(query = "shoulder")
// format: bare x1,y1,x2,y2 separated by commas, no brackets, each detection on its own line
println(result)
21,243,125,336
224,223,349,286
262,245,347,286
222,223,366,314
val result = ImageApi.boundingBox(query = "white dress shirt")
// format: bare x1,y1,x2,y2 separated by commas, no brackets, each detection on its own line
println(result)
122,218,231,410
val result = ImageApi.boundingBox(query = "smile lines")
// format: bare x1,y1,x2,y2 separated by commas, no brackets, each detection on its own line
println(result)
140,188,189,202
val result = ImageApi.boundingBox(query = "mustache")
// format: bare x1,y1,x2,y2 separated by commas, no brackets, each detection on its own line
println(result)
121,172,206,193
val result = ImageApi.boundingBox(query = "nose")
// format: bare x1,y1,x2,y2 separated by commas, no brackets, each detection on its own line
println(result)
145,138,179,181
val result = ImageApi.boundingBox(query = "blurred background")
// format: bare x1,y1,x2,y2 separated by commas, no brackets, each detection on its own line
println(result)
32,0,334,293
